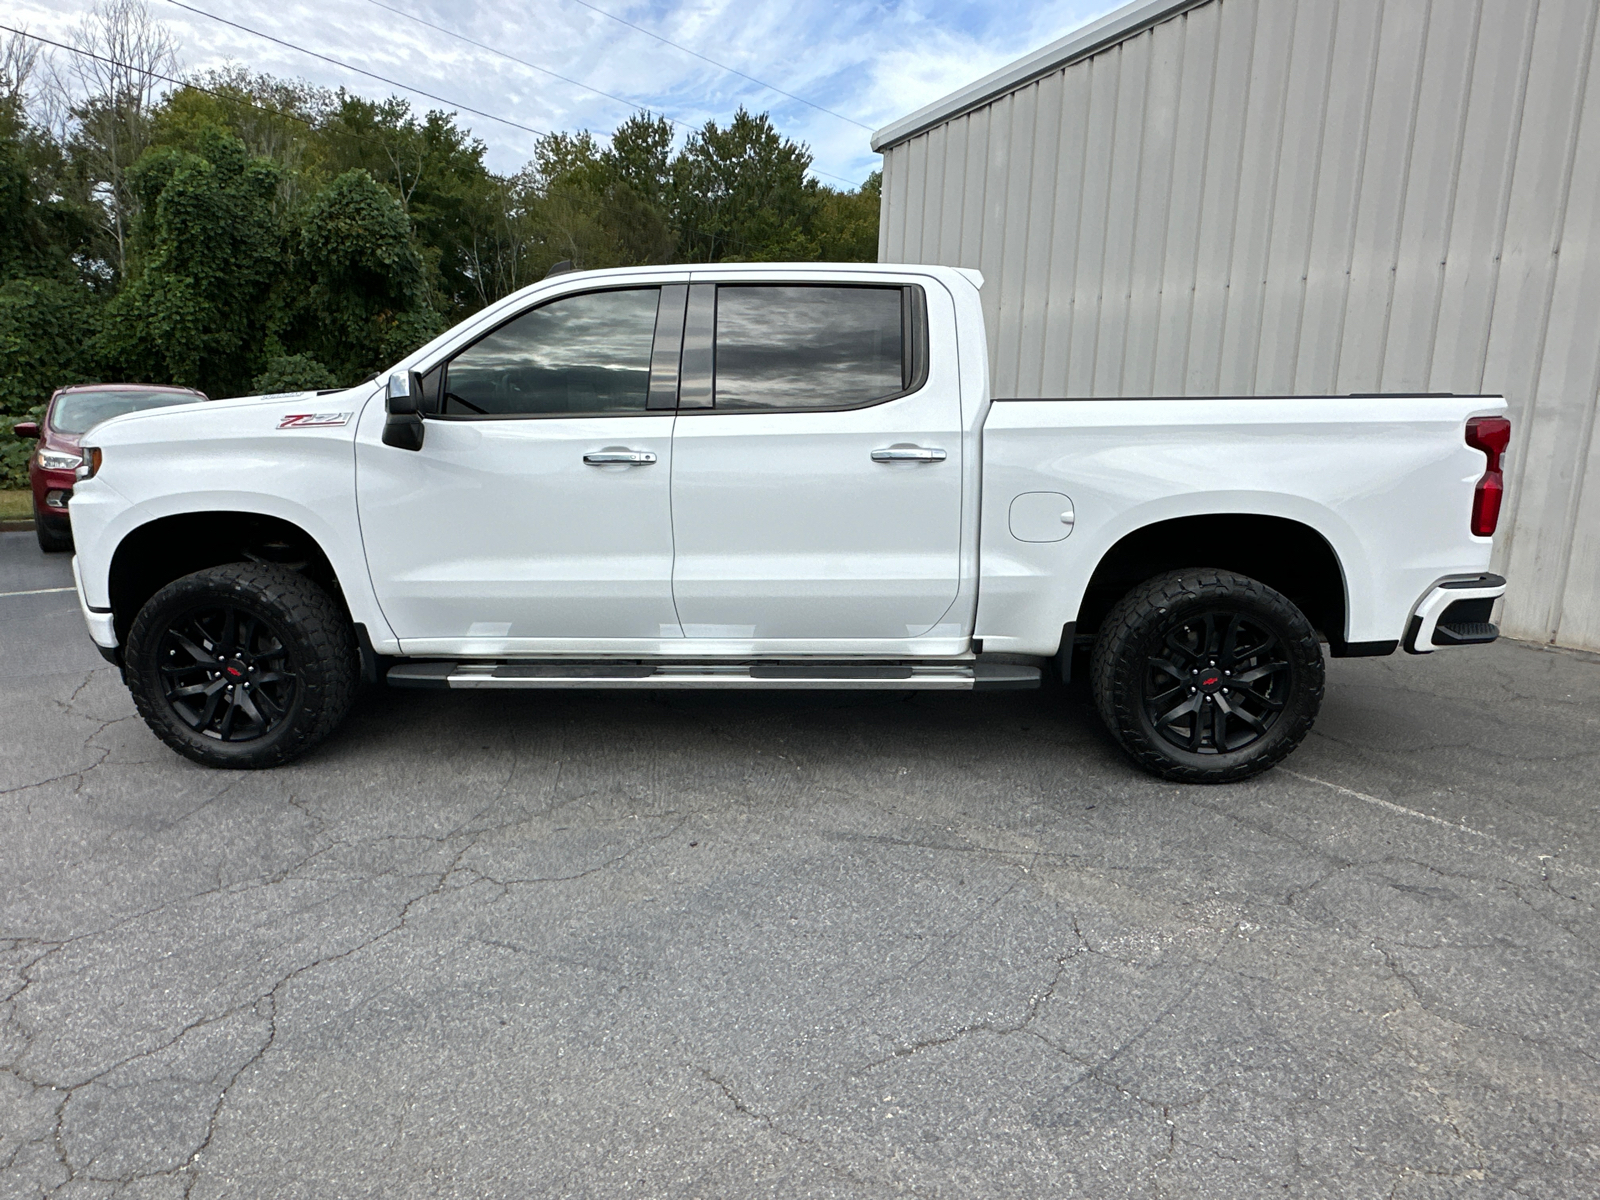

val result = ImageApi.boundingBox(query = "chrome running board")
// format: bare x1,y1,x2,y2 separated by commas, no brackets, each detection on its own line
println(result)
386,660,1040,691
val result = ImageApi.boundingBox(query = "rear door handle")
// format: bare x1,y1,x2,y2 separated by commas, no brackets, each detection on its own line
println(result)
871,446,947,463
584,449,658,465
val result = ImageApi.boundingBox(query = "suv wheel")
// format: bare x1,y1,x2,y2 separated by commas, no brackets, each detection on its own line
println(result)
34,503,72,552
125,563,358,769
1090,569,1324,783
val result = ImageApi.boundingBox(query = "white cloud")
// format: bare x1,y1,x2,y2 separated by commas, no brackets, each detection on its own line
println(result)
9,0,1124,185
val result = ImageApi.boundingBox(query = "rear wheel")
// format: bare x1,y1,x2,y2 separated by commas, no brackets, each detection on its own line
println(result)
125,562,357,769
1091,569,1324,783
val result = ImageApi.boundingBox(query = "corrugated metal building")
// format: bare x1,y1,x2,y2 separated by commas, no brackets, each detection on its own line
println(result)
873,0,1600,651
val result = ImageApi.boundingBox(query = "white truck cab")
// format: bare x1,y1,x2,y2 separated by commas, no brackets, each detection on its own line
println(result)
67,263,1509,782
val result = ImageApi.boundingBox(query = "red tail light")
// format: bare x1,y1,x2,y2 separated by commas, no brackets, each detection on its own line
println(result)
1465,416,1510,537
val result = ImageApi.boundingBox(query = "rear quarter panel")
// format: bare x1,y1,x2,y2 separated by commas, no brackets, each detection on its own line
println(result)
976,395,1507,655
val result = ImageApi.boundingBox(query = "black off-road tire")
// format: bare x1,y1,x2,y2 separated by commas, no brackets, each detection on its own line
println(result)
1090,569,1324,784
125,562,358,769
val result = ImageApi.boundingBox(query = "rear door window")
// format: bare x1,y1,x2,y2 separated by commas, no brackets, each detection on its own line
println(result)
712,285,911,412
443,287,661,417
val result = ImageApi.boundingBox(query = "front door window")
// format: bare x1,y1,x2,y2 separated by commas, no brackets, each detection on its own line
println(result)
444,288,660,416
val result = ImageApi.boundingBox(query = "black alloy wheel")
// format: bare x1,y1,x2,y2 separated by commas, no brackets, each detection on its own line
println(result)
157,604,298,742
1143,610,1289,755
1091,569,1324,783
125,562,358,769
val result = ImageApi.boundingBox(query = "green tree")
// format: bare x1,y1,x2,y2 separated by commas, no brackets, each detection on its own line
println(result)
604,112,674,211
96,131,284,396
152,68,330,211
0,277,102,485
525,121,675,273
316,94,498,320
290,168,441,384
670,108,819,262
812,169,880,263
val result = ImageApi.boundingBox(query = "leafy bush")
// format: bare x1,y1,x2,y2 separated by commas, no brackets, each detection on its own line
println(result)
250,352,337,394
0,278,101,487
291,169,442,383
97,134,284,396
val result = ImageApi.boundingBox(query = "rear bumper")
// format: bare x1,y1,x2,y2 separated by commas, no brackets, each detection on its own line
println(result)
1403,574,1506,654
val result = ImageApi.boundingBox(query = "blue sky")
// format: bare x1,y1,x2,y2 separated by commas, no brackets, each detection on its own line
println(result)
13,0,1121,187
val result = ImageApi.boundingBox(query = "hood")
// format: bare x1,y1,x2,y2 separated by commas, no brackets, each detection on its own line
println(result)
80,385,376,446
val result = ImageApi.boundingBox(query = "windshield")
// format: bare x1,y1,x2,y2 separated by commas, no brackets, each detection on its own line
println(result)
49,390,205,436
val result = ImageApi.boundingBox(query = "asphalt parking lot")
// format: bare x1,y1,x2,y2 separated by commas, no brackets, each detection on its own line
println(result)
1,529,1597,1199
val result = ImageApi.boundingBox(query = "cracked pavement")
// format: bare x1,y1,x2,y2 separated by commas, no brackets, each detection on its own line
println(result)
2,530,1597,1197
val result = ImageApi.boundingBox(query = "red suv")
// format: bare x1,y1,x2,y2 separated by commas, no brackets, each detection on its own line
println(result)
13,383,209,551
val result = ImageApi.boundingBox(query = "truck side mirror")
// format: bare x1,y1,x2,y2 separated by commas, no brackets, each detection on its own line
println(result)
382,371,425,451
13,421,39,439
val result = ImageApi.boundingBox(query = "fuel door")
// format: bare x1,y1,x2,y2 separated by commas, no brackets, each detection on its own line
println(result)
1008,492,1075,542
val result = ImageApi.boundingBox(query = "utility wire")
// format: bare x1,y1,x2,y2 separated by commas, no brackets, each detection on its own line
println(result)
2,23,343,137
354,0,865,188
160,0,552,139
0,23,796,266
358,0,662,131
562,0,873,131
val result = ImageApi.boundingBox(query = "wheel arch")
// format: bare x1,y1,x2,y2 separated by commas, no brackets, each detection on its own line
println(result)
108,511,347,645
1075,513,1355,653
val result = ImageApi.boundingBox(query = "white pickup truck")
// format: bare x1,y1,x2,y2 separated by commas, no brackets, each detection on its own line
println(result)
66,263,1510,783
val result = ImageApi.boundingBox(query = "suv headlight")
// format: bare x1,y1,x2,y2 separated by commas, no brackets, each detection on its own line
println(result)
36,448,82,471
75,447,102,480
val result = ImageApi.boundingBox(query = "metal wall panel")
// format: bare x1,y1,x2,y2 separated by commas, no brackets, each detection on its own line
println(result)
879,0,1600,650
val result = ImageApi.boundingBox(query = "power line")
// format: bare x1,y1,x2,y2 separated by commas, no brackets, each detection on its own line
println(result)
160,0,551,140
0,23,811,267
1,23,337,137
358,0,662,131
354,0,866,188
164,0,865,189
562,0,873,132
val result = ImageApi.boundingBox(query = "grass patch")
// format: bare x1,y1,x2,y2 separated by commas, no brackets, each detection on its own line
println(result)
0,489,33,521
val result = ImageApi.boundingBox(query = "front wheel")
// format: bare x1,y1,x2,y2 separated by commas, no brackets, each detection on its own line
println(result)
1090,569,1324,784
125,563,358,769
34,503,72,552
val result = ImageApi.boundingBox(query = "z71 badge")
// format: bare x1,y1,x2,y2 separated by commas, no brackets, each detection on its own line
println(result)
277,412,352,429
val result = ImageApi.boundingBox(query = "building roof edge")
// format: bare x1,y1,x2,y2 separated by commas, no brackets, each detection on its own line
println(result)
870,0,1208,153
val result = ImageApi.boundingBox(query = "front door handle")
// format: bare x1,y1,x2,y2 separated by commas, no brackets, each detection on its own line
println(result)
871,446,947,463
584,449,658,465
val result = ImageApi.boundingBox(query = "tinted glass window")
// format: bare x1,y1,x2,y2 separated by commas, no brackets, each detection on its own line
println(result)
50,390,204,435
445,288,660,416
714,286,905,411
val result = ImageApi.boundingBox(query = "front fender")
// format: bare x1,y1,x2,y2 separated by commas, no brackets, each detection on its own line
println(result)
68,388,397,647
